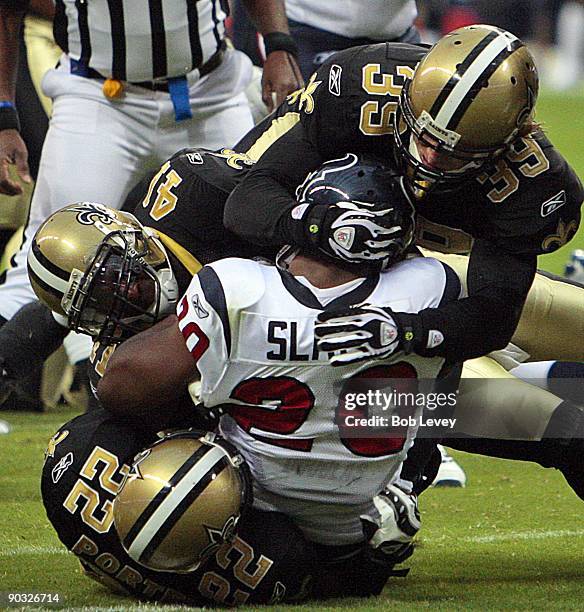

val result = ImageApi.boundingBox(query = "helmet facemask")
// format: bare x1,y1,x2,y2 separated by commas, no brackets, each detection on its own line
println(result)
394,79,503,197
66,228,179,344
394,25,539,198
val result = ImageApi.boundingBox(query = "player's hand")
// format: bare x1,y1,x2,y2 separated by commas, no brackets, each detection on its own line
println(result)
301,200,405,267
315,304,401,366
360,484,420,561
261,51,303,112
0,129,31,196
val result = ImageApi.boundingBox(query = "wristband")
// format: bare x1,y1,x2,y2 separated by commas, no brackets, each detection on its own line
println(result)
0,101,20,132
263,32,299,57
392,311,425,355
281,201,323,247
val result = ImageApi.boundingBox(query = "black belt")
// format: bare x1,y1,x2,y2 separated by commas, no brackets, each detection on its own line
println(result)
77,41,226,92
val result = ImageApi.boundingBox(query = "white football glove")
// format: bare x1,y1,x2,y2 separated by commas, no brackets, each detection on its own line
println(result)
315,303,401,366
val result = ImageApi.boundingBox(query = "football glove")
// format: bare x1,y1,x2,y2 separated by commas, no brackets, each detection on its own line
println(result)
360,484,421,563
315,304,401,366
300,200,408,267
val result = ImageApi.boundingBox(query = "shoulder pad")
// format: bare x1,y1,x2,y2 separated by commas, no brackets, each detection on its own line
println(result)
379,257,455,310
207,258,269,312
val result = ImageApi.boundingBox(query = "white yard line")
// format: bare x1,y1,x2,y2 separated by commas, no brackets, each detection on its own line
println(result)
3,528,584,558
0,544,69,556
459,528,584,544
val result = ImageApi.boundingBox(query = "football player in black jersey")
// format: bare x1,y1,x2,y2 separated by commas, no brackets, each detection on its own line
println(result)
224,24,583,364
41,408,319,605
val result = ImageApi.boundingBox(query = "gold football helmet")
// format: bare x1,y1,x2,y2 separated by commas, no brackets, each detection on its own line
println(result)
394,24,539,194
113,431,251,573
27,202,179,343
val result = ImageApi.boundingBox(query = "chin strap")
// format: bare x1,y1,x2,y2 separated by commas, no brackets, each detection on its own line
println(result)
155,267,180,317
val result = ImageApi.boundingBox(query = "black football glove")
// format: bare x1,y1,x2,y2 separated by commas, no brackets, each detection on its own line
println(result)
315,304,403,365
298,200,408,267
315,304,441,365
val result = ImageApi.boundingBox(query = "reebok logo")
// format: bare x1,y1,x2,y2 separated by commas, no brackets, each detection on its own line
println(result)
52,452,74,484
541,190,566,217
186,152,204,164
192,293,209,318
328,65,342,96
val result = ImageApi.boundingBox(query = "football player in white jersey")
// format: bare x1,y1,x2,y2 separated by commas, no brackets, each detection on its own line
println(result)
97,154,461,556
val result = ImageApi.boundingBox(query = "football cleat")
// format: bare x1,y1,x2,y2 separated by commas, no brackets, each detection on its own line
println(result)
361,483,421,564
564,249,584,285
432,445,467,487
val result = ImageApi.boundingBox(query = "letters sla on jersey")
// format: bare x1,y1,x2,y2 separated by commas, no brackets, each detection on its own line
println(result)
177,256,457,545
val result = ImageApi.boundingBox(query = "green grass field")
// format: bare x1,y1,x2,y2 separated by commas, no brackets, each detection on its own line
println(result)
536,89,584,273
2,409,584,611
1,89,583,610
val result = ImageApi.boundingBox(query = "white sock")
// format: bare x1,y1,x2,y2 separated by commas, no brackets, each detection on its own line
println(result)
509,360,556,391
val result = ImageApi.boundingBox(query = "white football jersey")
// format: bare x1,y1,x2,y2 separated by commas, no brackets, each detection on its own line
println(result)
177,257,460,544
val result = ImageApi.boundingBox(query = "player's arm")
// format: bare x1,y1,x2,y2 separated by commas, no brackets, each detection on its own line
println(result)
241,0,303,110
396,241,537,361
226,47,370,246
0,0,31,195
225,122,325,245
96,315,199,424
317,244,536,363
406,153,583,362
98,263,231,426
316,259,464,364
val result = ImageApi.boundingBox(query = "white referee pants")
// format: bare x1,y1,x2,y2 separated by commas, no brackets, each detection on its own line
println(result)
0,47,254,321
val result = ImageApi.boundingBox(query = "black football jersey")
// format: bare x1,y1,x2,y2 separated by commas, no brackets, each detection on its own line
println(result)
234,43,583,256
134,147,276,284
41,409,316,605
416,131,583,255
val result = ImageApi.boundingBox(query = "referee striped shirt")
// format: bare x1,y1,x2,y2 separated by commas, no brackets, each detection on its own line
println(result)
53,0,227,82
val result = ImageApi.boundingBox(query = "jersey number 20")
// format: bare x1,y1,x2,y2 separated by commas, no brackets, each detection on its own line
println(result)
228,363,417,457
